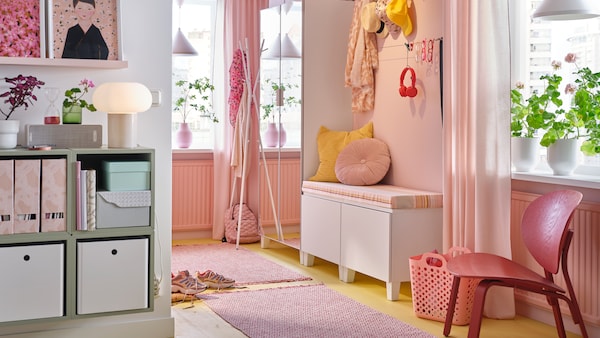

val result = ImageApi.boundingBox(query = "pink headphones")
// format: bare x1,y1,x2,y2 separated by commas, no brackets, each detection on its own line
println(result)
399,66,417,98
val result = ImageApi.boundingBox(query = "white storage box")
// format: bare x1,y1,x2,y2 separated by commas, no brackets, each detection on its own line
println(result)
0,243,64,322
77,238,149,314
96,190,151,228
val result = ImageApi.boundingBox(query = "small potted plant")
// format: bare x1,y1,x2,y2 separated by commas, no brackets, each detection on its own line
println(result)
260,79,300,147
0,74,45,148
63,79,97,124
510,74,556,172
538,54,600,175
562,53,600,157
173,77,218,148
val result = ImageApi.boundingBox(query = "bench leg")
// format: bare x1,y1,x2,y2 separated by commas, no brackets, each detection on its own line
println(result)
339,266,356,283
386,282,401,301
300,251,314,266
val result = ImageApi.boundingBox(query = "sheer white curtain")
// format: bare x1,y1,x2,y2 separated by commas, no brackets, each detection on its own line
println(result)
443,0,515,318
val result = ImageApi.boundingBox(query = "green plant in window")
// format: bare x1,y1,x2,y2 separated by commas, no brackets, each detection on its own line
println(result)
174,77,219,123
260,78,300,122
510,81,548,138
562,53,600,156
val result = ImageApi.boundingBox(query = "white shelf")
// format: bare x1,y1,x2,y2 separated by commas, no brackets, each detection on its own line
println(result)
0,57,128,69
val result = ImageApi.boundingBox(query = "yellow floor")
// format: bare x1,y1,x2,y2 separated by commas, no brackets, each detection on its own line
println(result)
172,237,582,338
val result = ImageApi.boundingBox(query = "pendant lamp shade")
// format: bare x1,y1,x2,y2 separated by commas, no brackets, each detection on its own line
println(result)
533,0,600,21
173,0,197,55
262,33,301,59
173,28,198,55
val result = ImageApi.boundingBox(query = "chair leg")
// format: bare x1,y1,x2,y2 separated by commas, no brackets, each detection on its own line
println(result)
443,277,461,337
466,280,493,338
547,296,567,338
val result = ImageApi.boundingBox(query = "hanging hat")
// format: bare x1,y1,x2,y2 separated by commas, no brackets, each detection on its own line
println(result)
361,2,388,38
375,0,401,34
386,0,413,37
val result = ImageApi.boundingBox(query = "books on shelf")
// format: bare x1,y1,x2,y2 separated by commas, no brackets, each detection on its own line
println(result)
75,162,96,231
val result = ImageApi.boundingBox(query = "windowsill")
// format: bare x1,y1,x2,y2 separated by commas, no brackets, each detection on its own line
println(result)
512,171,600,189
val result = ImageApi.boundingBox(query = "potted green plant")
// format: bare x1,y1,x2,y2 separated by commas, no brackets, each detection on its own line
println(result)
173,77,218,148
563,53,600,157
510,80,549,172
538,54,600,175
63,78,97,124
260,79,300,147
0,74,45,149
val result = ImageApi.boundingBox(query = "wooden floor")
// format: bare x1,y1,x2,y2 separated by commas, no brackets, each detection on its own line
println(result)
171,237,583,338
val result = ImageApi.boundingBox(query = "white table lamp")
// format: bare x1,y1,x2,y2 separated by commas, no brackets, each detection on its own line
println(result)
92,82,152,148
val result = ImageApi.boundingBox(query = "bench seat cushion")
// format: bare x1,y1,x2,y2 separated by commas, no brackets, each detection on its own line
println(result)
302,181,442,209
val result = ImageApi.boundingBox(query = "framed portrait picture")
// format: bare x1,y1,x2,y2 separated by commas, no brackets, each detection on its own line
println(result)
0,0,44,58
49,0,120,60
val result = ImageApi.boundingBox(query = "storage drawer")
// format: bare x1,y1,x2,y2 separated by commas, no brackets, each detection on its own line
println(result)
0,243,64,322
77,237,149,315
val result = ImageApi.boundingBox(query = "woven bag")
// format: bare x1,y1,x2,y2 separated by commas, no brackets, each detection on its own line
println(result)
224,203,260,244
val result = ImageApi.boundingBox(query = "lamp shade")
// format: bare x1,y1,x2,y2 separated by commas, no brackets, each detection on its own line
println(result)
92,82,152,148
533,0,600,20
262,33,301,59
173,28,198,55
93,82,152,114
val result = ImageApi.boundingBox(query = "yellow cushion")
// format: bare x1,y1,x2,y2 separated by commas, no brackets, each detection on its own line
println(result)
309,121,373,182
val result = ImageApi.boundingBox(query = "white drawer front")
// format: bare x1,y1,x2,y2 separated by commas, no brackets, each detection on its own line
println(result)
301,195,341,264
0,243,64,322
77,238,149,315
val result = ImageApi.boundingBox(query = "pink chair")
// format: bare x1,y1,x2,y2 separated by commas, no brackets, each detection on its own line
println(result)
443,190,588,338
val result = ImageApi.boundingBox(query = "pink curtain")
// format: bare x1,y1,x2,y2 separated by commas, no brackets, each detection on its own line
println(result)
212,0,268,239
443,0,515,318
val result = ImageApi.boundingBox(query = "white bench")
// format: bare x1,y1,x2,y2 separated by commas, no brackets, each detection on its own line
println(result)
300,181,443,301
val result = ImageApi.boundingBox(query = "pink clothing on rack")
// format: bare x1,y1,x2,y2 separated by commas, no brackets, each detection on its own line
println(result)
345,0,379,113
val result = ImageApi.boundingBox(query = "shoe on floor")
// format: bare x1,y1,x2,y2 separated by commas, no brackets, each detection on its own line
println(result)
196,270,235,289
171,270,207,294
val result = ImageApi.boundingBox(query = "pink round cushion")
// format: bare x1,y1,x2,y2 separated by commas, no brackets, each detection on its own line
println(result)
335,138,391,185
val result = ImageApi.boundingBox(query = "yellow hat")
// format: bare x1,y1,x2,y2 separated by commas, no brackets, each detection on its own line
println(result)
386,0,413,37
361,3,389,38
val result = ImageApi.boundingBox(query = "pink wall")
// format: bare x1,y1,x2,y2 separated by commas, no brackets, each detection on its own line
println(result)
355,1,444,192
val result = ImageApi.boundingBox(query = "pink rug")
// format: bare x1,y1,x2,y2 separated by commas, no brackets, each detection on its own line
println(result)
200,284,436,338
171,243,311,285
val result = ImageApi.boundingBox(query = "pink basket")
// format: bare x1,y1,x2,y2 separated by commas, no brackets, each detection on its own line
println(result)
409,247,479,325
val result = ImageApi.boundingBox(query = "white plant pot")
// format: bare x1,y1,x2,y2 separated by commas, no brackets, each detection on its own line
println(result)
511,137,539,172
547,138,579,176
0,120,19,149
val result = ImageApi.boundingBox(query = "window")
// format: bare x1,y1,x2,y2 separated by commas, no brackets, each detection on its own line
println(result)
512,0,600,168
172,0,217,149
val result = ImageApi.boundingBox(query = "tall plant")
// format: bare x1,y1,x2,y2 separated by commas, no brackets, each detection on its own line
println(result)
174,77,218,123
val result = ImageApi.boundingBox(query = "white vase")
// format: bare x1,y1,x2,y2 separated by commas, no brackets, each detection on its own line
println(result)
0,120,19,149
547,138,579,176
511,137,539,172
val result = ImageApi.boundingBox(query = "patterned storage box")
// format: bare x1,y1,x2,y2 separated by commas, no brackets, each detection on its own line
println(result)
409,247,479,325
